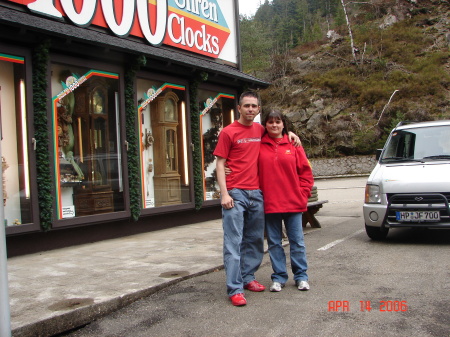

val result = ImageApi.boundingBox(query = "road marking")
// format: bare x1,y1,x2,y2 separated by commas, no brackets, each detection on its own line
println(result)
317,229,365,251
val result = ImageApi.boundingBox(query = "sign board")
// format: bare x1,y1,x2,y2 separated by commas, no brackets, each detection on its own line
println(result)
3,0,238,63
62,206,75,218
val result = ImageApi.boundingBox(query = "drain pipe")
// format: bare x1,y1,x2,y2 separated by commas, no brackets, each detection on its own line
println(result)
0,127,11,336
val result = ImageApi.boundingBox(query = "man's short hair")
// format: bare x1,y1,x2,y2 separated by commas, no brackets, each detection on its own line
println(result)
239,91,261,106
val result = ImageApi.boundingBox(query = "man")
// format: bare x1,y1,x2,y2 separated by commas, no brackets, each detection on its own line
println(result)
214,91,299,306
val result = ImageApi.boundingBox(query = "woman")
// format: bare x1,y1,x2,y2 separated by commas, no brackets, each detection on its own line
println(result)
259,110,314,292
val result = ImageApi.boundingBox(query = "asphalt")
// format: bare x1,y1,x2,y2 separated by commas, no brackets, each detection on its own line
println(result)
7,175,365,337
7,218,318,337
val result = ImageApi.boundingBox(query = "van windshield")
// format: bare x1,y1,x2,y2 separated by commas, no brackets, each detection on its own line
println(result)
381,125,450,163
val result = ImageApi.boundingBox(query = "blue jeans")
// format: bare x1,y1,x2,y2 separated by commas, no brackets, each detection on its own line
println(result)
222,189,265,296
265,212,308,284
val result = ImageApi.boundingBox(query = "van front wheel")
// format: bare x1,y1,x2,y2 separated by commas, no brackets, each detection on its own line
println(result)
365,224,389,240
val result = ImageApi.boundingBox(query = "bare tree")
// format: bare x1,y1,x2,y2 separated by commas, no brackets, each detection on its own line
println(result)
340,0,373,64
376,89,400,126
340,0,357,63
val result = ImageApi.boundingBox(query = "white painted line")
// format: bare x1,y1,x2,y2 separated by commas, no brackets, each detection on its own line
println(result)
317,229,365,251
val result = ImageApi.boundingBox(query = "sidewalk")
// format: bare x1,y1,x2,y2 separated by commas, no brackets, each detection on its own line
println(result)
7,220,225,337
7,219,314,337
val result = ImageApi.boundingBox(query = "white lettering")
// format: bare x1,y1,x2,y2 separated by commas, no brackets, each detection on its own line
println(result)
194,0,201,15
101,0,135,37
201,0,208,18
185,27,195,47
27,0,223,56
211,35,219,55
175,0,218,22
27,0,63,18
168,13,185,45
209,3,218,22
137,0,168,46
174,0,185,8
167,13,220,55
61,0,97,27
194,29,202,50
201,24,212,53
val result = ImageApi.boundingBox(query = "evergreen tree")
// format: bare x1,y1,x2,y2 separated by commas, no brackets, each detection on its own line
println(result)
240,16,273,77
243,0,343,69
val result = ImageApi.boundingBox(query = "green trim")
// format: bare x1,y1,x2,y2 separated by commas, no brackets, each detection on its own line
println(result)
32,40,53,231
189,72,208,210
125,55,147,221
0,53,24,64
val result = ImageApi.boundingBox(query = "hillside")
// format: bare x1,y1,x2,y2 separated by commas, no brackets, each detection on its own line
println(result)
241,0,450,158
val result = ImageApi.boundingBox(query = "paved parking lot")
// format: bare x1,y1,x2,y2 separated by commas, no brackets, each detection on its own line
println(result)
61,176,450,337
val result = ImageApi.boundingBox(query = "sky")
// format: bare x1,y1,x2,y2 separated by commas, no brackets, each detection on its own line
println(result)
238,0,265,17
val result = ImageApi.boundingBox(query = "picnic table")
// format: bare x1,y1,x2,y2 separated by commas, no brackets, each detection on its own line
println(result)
302,200,328,228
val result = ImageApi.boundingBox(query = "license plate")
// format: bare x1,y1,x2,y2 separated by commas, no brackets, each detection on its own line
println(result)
396,211,440,222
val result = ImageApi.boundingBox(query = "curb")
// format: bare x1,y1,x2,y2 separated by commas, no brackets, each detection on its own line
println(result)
12,226,321,336
314,174,369,180
12,265,225,337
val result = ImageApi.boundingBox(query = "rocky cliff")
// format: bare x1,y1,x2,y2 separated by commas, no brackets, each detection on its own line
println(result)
258,0,450,158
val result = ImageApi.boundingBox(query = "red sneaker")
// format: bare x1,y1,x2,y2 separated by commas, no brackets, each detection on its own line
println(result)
230,293,247,306
244,280,266,292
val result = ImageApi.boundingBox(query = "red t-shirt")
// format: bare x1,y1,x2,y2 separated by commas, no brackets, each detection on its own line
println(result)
213,121,264,190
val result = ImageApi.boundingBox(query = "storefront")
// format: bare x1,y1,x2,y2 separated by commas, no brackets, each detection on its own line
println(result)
0,0,268,256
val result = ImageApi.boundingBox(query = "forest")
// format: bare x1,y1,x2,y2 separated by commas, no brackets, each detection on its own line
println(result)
239,0,450,157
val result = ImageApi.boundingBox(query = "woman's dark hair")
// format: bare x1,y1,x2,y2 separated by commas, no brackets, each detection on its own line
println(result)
262,110,289,135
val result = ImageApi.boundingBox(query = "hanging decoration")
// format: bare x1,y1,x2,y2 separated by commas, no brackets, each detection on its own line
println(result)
125,55,147,221
33,39,54,231
189,71,208,210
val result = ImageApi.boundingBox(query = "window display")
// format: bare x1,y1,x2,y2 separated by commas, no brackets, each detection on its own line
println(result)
0,53,33,226
199,90,235,200
52,65,124,218
137,80,190,208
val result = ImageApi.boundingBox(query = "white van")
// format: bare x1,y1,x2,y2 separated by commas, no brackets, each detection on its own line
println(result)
363,120,450,240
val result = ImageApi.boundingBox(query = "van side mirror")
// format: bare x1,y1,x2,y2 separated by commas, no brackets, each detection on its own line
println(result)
375,149,382,160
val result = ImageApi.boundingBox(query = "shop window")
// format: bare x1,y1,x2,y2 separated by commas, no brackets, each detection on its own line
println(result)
51,64,124,219
198,90,235,201
0,53,33,227
137,79,190,208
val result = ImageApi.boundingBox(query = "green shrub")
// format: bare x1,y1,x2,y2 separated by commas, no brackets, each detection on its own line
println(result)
358,86,390,105
354,127,384,154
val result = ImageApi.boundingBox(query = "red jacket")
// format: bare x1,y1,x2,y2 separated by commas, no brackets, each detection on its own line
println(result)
259,134,314,214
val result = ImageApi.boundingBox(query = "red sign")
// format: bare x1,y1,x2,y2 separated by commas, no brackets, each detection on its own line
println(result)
5,0,231,58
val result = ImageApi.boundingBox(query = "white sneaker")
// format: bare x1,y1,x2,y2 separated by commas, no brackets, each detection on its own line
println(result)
297,280,310,291
269,282,284,292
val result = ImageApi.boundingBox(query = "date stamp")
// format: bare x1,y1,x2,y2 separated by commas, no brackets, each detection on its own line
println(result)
328,300,408,312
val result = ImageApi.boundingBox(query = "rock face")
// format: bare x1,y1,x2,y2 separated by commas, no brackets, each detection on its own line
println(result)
327,30,344,44
379,14,398,29
259,0,450,158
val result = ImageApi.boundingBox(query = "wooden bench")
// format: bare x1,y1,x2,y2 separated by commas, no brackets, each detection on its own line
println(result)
302,200,328,228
